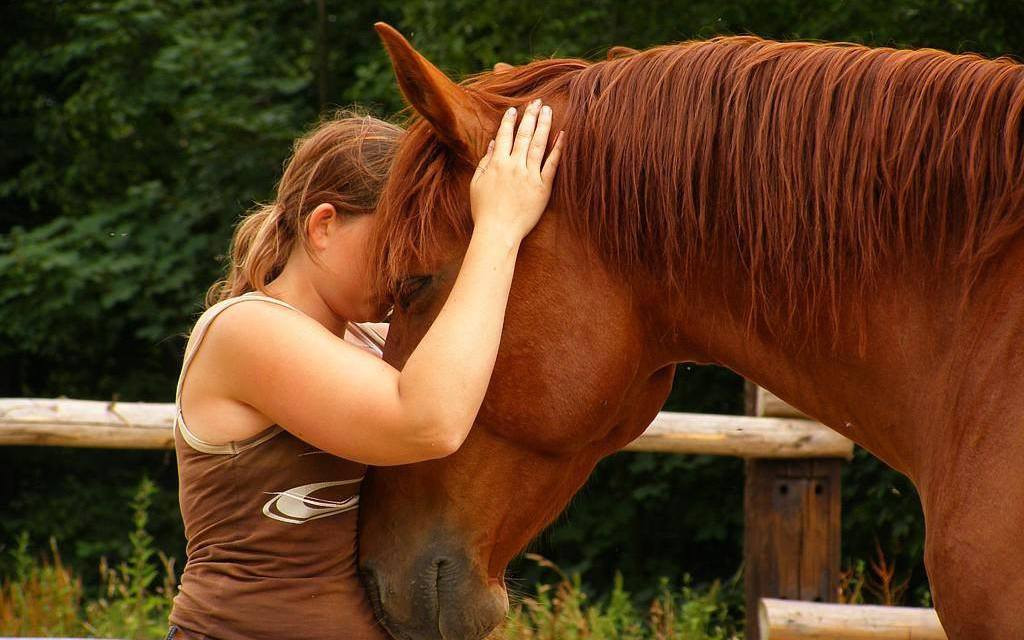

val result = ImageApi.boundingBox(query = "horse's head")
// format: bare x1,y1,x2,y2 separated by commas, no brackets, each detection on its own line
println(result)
357,24,679,640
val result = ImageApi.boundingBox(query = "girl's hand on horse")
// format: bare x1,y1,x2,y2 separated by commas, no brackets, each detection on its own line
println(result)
470,98,565,242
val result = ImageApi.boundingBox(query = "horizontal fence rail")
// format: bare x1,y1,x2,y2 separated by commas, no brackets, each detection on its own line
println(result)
0,397,853,458
622,411,852,458
759,598,946,640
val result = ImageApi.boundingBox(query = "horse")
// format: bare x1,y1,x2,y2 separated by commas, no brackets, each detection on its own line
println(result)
357,22,1024,640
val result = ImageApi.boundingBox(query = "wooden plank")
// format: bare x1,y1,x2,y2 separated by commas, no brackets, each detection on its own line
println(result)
744,460,792,638
744,383,844,640
759,598,946,639
746,460,843,638
799,460,841,602
0,398,175,449
756,387,810,420
0,398,854,458
624,412,853,458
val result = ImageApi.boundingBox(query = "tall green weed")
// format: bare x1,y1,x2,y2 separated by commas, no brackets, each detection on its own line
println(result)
0,477,176,638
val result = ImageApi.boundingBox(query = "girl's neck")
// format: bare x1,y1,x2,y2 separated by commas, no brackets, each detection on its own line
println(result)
261,265,350,339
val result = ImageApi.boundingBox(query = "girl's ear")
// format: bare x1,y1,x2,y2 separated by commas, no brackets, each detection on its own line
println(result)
305,203,338,250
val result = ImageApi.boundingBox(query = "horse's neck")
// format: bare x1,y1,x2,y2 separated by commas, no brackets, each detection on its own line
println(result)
649,239,1024,486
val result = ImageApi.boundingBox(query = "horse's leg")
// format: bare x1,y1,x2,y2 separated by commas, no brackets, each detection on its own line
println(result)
921,453,1024,639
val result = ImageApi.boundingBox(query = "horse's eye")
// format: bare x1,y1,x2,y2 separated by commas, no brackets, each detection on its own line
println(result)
394,275,433,310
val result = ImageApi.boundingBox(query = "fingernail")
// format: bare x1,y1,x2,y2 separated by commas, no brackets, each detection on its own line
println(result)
533,98,542,107
506,107,516,116
542,105,551,116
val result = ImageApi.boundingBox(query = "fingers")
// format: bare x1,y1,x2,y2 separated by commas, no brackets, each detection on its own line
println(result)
526,104,553,172
473,139,495,182
493,107,517,157
487,99,562,181
511,99,542,163
540,130,566,183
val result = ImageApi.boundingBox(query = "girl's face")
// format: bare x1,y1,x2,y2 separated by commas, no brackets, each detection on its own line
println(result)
307,206,384,322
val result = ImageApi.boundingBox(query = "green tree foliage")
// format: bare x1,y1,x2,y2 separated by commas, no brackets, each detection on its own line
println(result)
0,0,394,398
2,0,1020,604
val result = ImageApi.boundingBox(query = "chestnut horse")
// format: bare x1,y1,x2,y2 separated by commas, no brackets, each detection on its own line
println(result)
358,23,1024,640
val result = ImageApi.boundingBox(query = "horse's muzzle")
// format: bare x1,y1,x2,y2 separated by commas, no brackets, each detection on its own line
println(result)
359,548,507,640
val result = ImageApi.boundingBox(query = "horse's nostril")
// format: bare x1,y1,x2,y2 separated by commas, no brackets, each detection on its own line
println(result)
431,556,461,600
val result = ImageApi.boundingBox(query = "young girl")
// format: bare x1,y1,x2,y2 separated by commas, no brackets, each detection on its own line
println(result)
166,98,564,640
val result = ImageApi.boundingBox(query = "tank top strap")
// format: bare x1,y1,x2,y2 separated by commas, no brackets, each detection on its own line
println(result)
174,292,302,455
174,292,387,456
174,291,301,406
345,321,385,357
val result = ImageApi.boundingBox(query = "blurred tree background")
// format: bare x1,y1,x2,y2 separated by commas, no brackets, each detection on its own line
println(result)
2,0,1022,608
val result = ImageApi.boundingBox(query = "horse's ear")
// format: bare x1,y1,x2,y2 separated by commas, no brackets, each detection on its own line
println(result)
374,22,490,165
607,45,639,60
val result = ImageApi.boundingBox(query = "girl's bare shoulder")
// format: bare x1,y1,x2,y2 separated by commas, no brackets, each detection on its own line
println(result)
199,298,336,363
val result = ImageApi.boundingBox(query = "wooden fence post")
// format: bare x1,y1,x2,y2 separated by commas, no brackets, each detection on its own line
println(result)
744,383,843,640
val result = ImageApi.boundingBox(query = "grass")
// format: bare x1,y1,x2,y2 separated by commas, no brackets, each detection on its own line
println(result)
0,534,83,636
1,476,743,638
3,475,922,639
497,554,742,639
0,477,176,639
837,541,932,608
2,538,741,639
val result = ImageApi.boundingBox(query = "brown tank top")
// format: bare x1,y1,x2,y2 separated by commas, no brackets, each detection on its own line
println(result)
168,292,388,640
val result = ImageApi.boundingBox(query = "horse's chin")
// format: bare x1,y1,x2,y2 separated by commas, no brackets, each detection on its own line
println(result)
438,581,508,640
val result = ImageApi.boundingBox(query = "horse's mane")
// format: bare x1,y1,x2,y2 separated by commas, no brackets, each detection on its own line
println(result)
372,36,1024,331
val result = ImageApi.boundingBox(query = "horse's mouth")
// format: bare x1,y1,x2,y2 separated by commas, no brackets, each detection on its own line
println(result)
360,560,445,640
359,556,505,640
360,569,407,640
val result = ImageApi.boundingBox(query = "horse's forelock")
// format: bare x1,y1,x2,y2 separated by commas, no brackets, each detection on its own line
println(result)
369,58,591,300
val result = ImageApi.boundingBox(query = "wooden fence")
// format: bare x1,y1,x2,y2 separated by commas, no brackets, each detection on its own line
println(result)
0,393,944,639
0,397,851,457
759,598,946,639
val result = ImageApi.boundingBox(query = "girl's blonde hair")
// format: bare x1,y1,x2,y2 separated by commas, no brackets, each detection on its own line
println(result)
206,108,404,306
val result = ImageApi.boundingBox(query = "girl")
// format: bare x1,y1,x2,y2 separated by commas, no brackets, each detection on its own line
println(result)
166,98,564,640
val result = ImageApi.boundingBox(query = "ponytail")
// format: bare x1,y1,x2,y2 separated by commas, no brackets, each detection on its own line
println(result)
205,203,287,306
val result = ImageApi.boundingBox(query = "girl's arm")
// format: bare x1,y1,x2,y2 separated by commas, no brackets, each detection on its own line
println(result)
208,99,564,465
